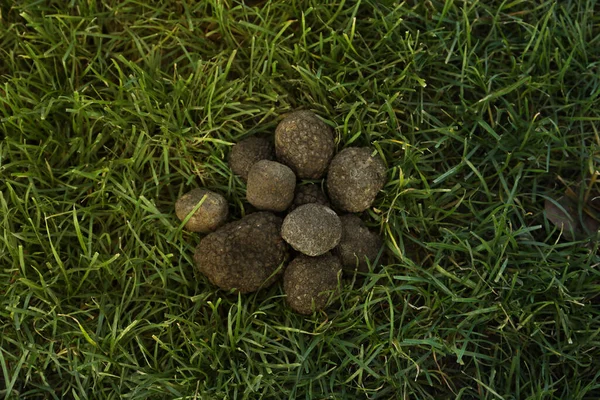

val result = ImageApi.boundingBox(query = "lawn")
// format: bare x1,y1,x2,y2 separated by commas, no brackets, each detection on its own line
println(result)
1,0,600,398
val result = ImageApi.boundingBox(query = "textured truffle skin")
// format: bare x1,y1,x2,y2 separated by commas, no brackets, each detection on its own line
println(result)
327,147,387,212
229,137,274,181
275,110,334,179
247,160,296,212
194,212,288,293
284,253,342,315
337,214,382,273
290,184,330,211
175,188,228,233
281,204,342,256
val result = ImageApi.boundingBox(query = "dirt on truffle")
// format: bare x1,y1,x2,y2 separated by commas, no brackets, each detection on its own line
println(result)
229,137,274,181
194,212,288,293
337,214,382,273
327,147,387,213
175,188,229,233
246,160,296,212
275,110,334,179
283,253,342,315
281,204,342,256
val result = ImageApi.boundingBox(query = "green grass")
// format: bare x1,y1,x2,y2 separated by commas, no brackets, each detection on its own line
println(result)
1,0,600,398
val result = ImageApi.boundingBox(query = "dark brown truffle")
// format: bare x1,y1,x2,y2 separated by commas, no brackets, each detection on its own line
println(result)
281,204,342,256
275,110,334,179
290,184,330,211
283,253,342,315
337,214,382,273
246,160,296,212
194,212,288,293
229,137,274,181
175,188,228,233
327,147,387,212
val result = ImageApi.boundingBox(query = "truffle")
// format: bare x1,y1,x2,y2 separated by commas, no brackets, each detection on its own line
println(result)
327,147,387,212
175,188,228,233
247,160,296,212
275,110,334,179
194,212,288,293
229,137,274,181
290,183,330,211
281,204,342,256
337,214,382,273
283,253,342,314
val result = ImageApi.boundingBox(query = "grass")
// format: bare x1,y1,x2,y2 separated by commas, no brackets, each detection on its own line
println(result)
1,0,599,398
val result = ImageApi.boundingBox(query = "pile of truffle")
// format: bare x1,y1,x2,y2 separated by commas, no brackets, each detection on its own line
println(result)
175,110,386,314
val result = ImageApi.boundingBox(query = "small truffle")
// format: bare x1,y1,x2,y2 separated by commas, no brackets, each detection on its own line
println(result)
275,110,334,179
247,160,296,212
337,214,382,273
281,204,342,256
290,184,330,211
175,188,228,233
284,253,342,315
327,147,387,212
194,212,288,293
229,137,274,181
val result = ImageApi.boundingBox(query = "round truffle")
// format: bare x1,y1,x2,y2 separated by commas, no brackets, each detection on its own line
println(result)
284,253,342,315
247,160,296,212
337,214,382,273
229,137,274,181
290,184,330,211
194,212,288,293
281,204,342,256
175,188,228,233
327,147,387,212
275,110,334,179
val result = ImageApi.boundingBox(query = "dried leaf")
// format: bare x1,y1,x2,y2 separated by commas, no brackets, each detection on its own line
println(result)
545,196,579,241
548,174,600,240
582,214,600,236
588,194,600,212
